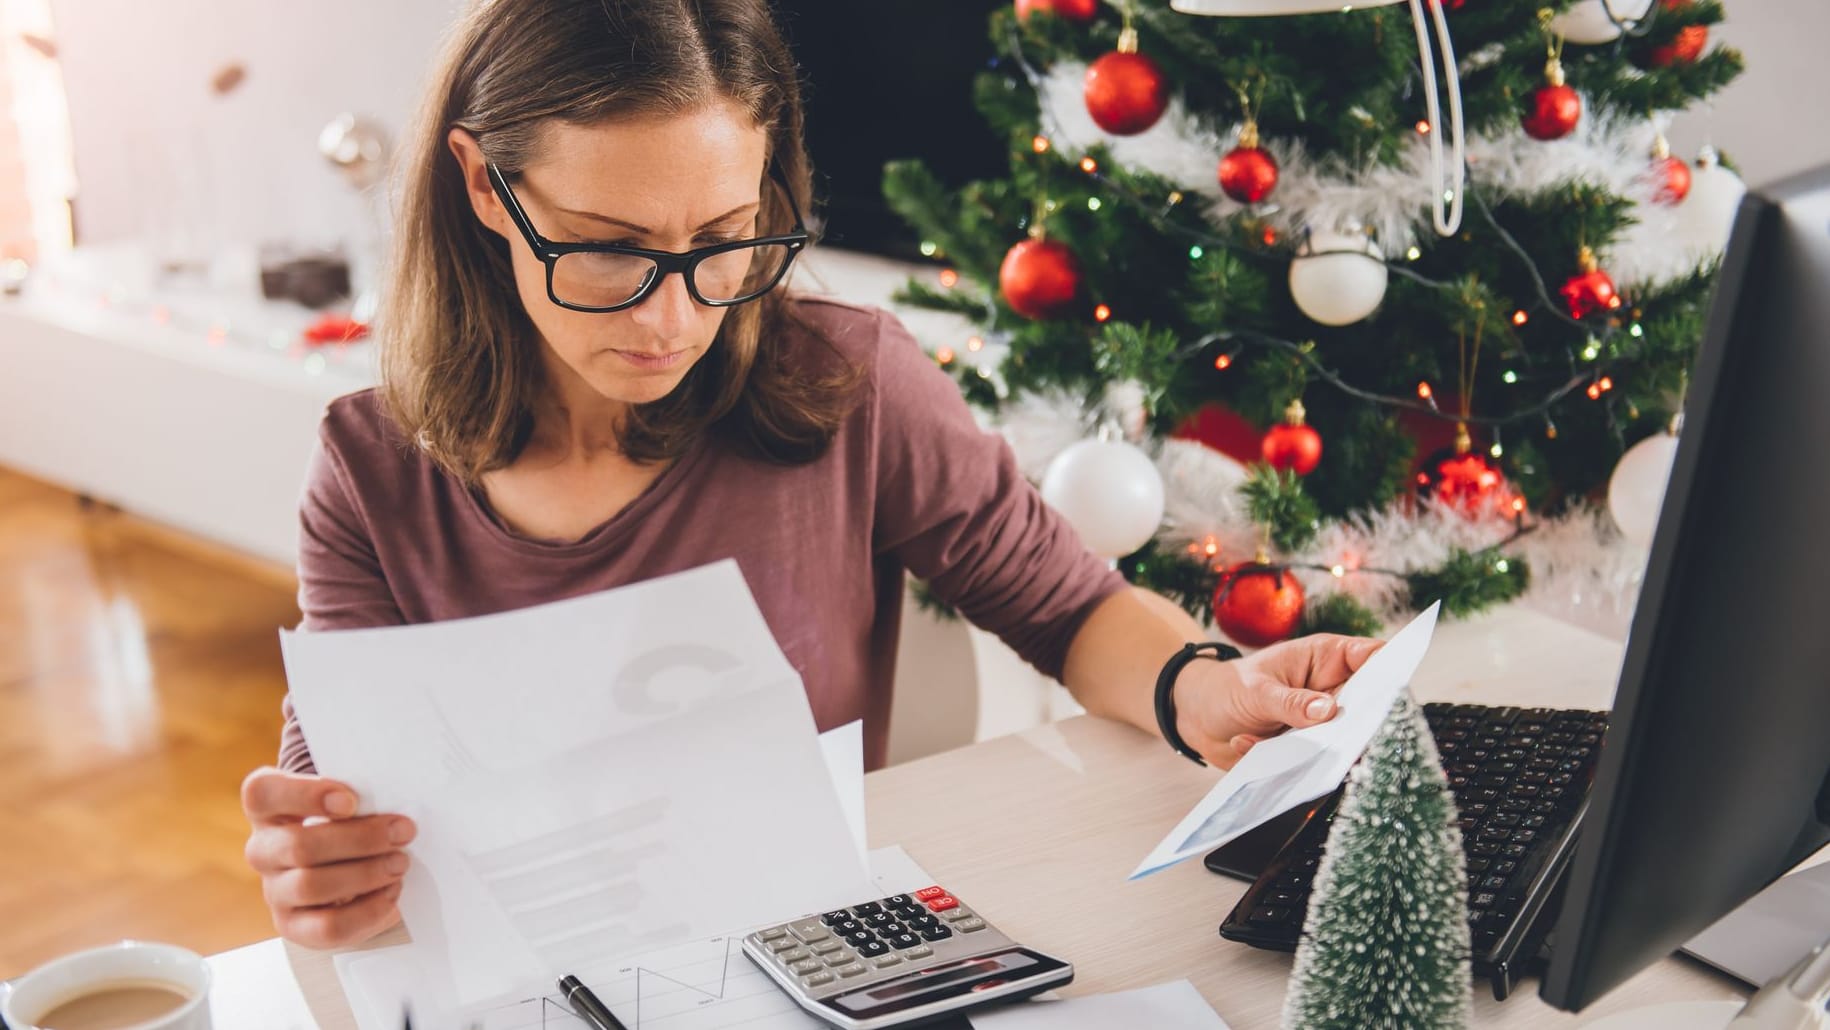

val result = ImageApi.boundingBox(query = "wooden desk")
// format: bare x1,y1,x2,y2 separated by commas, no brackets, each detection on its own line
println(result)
282,607,1760,1028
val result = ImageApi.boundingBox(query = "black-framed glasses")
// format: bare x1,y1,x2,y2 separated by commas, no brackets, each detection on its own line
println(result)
487,162,809,313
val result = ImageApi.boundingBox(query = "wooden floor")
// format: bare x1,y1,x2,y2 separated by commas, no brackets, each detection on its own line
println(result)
0,465,300,974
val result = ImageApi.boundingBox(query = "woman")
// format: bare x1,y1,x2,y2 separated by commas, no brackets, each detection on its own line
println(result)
241,0,1381,950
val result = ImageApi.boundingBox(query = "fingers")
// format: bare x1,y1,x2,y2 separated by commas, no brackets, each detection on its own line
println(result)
242,767,361,825
276,881,405,950
264,851,410,910
246,814,416,874
1256,681,1339,729
1300,634,1384,690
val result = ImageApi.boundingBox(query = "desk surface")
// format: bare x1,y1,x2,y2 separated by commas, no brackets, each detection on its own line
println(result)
277,605,1761,1029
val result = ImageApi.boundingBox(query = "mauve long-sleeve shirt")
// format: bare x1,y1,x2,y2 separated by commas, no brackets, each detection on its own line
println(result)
278,296,1127,773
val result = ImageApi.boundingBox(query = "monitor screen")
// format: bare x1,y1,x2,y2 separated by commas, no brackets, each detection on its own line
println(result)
775,0,1011,261
1539,165,1830,1011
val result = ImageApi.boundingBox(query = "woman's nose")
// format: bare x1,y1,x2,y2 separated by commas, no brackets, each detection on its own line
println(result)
629,269,697,339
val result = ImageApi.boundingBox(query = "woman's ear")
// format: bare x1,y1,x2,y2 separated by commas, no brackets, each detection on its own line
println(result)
447,127,507,240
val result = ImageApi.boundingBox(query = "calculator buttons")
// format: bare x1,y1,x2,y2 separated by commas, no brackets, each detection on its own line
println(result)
906,914,939,931
780,948,811,963
820,911,850,926
789,920,830,943
789,959,822,975
843,929,874,947
884,895,912,907
871,954,904,969
852,902,884,917
955,917,987,933
940,907,974,922
766,938,799,953
810,939,842,955
823,952,854,968
887,932,922,950
834,919,865,937
918,925,953,942
914,886,947,902
834,963,868,978
906,945,934,960
802,972,834,988
760,928,790,941
856,940,890,958
924,895,960,913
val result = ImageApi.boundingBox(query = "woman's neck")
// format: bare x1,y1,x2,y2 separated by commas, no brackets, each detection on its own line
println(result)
528,357,630,464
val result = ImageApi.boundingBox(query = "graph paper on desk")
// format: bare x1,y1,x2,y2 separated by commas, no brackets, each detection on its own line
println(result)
337,847,932,1030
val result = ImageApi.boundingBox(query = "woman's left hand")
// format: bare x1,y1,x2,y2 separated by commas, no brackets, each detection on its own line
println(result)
1172,634,1383,769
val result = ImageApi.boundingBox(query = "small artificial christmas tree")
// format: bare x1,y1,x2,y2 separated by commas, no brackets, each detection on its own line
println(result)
1282,690,1471,1030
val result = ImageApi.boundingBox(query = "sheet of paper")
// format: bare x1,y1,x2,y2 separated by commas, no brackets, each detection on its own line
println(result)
283,560,875,1005
336,845,941,1030
820,720,867,862
1131,602,1441,879
967,979,1230,1029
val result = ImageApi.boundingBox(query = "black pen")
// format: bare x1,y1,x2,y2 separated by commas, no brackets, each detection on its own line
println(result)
558,974,630,1030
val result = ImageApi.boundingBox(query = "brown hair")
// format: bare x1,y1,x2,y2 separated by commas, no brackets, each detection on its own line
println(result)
379,0,857,483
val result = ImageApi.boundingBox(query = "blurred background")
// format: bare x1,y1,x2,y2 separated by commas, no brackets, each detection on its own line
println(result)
0,0,1825,974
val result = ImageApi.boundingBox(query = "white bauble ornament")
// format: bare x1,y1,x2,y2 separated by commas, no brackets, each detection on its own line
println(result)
1552,0,1654,44
1041,439,1166,558
1609,431,1679,546
1674,147,1746,259
1290,230,1388,327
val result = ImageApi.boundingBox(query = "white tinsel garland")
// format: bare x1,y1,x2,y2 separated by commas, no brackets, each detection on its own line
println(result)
1034,62,1711,288
992,391,1648,635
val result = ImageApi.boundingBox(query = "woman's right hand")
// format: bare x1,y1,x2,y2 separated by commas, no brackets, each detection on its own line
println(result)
241,767,417,949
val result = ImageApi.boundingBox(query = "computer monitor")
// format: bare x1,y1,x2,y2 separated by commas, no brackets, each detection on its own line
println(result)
1539,165,1830,1011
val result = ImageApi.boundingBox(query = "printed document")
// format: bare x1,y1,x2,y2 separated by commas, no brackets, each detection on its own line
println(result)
282,561,875,1005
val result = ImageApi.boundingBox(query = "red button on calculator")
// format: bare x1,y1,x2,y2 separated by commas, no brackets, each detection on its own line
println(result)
914,886,948,901
925,895,960,913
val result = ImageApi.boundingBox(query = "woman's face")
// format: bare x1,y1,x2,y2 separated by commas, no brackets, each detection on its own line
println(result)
453,102,771,409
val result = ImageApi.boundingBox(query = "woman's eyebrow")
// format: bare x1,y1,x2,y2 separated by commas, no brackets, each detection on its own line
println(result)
552,201,760,234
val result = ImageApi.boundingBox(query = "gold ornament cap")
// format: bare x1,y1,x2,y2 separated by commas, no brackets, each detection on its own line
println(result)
1117,25,1140,54
1283,398,1307,426
1651,134,1671,161
1239,118,1261,151
1577,245,1599,273
1454,422,1473,454
1545,56,1567,88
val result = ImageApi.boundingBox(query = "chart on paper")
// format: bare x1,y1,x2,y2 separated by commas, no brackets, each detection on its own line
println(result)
462,935,823,1029
341,931,823,1030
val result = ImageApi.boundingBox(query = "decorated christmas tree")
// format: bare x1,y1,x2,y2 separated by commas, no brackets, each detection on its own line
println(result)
885,0,1744,644
1282,690,1471,1029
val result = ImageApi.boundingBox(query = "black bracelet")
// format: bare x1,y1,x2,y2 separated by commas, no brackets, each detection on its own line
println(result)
1154,641,1243,767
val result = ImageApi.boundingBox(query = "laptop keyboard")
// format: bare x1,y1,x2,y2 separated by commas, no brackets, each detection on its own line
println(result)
1217,702,1610,1000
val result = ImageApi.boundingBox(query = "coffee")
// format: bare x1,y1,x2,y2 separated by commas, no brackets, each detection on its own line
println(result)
32,979,190,1030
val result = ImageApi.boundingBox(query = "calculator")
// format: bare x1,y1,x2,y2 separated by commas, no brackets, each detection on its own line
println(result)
741,884,1074,1029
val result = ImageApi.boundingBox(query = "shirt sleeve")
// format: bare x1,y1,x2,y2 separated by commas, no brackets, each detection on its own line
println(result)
277,424,406,773
867,309,1127,680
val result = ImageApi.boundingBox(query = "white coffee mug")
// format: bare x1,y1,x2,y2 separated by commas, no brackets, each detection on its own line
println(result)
1,941,212,1030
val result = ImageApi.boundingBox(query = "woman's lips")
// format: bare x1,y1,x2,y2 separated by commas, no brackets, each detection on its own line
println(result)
612,348,690,371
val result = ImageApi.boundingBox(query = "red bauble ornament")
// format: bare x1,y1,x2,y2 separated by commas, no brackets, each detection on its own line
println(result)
1218,121,1279,204
1084,50,1169,136
1214,561,1306,649
999,237,1082,320
1643,1,1707,66
1418,427,1513,517
1015,0,1097,22
1652,154,1692,205
1559,246,1622,319
1522,82,1581,141
1261,399,1323,477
